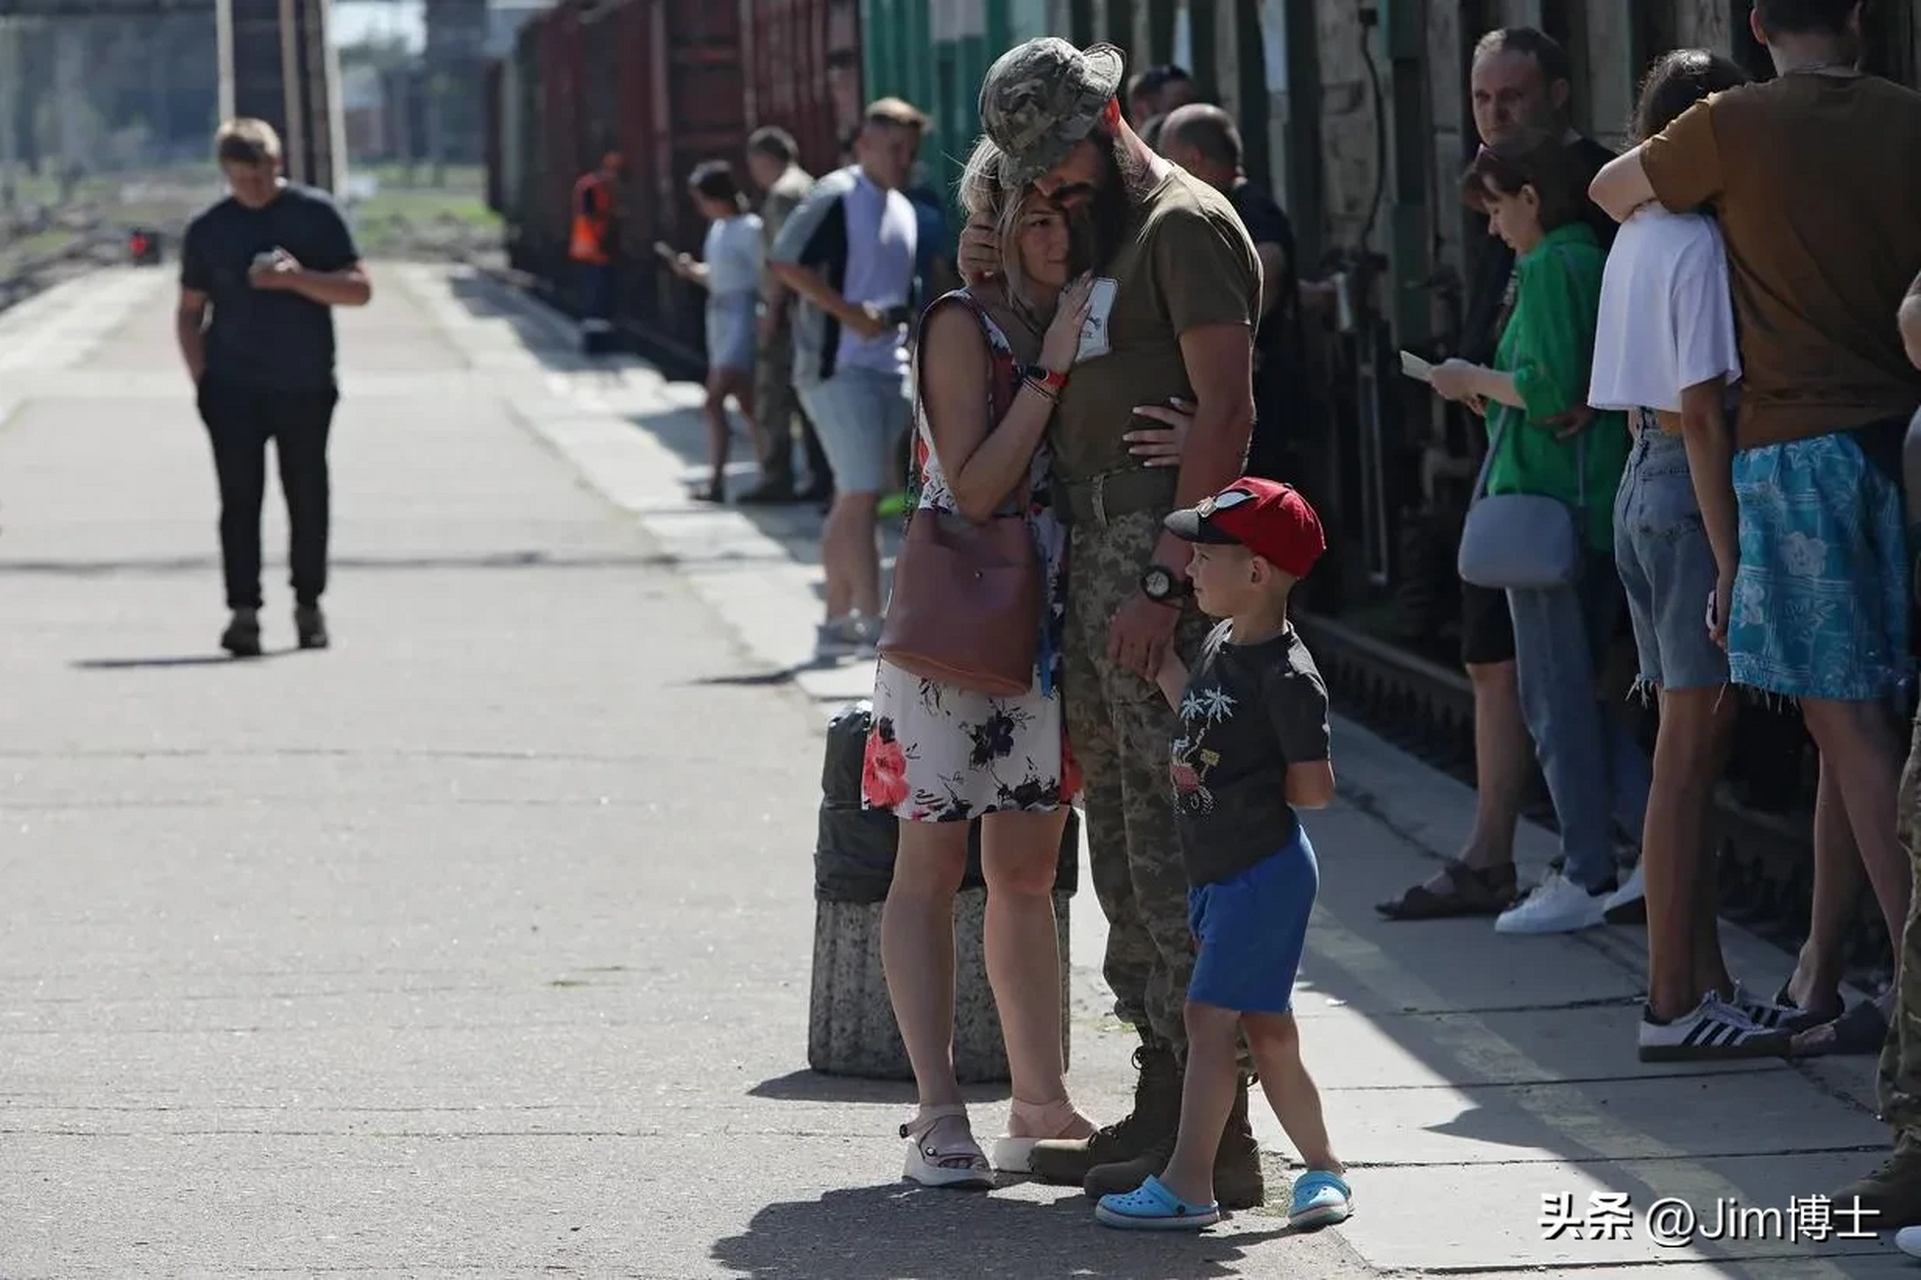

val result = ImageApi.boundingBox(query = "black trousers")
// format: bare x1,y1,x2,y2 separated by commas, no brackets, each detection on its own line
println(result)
196,377,338,610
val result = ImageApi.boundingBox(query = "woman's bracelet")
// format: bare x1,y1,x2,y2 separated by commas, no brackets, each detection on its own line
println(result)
1022,377,1059,403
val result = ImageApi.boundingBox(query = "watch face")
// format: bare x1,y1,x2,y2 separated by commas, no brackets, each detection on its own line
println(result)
1143,567,1172,599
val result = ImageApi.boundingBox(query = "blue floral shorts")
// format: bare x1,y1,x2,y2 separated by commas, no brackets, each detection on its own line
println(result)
1728,430,1910,702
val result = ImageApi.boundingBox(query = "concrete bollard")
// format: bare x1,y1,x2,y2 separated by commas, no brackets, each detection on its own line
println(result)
807,889,1072,1082
808,702,1078,1083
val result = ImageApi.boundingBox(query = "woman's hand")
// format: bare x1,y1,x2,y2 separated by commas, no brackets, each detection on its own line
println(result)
1428,358,1482,403
1039,274,1095,374
1124,398,1194,467
1709,570,1735,650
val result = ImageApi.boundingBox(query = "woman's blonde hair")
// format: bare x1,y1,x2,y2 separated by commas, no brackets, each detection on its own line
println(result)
958,135,1036,306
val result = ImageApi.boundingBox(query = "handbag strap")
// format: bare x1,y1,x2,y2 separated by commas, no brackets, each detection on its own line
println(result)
1475,240,1594,513
915,289,1035,518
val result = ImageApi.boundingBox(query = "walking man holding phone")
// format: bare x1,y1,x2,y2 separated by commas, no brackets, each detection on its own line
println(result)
176,118,371,656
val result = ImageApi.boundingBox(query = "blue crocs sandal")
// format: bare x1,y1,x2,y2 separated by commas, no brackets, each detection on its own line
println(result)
1095,1175,1221,1231
1289,1170,1353,1229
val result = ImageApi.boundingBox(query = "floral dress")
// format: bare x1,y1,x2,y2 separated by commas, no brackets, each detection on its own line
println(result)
861,291,1079,821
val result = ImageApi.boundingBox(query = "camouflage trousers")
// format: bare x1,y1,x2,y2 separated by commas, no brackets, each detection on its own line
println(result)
752,325,820,491
1877,711,1921,1136
1065,510,1213,1053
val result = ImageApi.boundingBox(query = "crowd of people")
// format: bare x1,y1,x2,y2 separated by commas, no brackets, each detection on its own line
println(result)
587,0,1921,1241
788,1,1921,1241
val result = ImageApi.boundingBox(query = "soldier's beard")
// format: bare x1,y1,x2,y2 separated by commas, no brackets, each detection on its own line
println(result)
1068,129,1151,275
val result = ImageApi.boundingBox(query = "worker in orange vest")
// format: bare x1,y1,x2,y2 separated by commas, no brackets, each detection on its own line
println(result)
570,151,624,353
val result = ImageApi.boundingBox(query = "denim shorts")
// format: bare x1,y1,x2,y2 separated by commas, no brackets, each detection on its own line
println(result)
1187,826,1319,1015
1728,428,1910,702
797,365,912,495
1612,423,1728,694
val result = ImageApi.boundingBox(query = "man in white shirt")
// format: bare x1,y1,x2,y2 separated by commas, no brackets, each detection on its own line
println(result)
769,98,924,659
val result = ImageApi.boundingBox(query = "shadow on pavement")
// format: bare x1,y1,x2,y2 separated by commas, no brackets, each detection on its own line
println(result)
709,1183,1291,1280
71,652,293,669
1,551,676,577
747,1068,1013,1106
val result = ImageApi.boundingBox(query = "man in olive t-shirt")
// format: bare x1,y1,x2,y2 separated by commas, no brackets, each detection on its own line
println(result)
1591,0,1921,1224
967,37,1263,1208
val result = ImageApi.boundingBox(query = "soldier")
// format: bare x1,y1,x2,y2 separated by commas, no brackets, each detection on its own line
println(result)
961,38,1263,1207
739,127,831,505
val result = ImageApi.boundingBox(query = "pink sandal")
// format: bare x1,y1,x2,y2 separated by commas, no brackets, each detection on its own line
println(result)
992,1095,1097,1173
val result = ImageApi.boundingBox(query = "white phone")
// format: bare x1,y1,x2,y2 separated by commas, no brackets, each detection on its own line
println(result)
1076,277,1120,364
1399,350,1435,383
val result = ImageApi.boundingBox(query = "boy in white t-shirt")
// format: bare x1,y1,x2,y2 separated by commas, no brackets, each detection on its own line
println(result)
1588,49,1797,1062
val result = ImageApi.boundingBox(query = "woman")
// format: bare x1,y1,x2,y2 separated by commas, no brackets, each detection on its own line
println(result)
665,160,761,503
1587,51,1796,1059
1424,131,1650,936
861,136,1096,1187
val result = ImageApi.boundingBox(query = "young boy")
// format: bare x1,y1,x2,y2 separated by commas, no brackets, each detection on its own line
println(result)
1095,477,1352,1232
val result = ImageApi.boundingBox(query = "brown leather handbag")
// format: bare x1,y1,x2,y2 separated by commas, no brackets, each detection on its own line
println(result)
877,497,1041,697
877,292,1041,697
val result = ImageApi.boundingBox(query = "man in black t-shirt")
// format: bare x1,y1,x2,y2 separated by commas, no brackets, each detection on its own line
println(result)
1158,104,1322,485
176,119,371,656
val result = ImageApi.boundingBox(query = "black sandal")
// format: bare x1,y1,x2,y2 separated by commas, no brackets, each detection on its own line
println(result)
1376,859,1518,921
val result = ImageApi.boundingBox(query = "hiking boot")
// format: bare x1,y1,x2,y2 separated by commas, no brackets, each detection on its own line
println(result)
1029,1041,1180,1186
1835,1134,1921,1229
220,608,262,658
294,605,329,650
1083,1073,1266,1210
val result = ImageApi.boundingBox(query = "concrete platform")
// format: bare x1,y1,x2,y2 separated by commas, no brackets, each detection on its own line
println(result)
0,263,1906,1278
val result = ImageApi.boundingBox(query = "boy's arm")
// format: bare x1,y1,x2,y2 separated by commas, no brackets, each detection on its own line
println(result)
1285,760,1336,809
1270,666,1334,809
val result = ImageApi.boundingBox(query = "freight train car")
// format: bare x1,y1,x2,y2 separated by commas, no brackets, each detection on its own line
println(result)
487,0,863,374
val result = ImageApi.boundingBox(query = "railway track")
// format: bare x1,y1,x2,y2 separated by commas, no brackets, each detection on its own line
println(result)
1294,609,1891,991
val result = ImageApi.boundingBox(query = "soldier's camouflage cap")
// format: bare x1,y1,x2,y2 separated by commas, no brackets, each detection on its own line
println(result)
978,38,1126,187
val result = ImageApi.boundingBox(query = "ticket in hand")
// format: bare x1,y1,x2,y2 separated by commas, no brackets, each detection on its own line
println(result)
1399,350,1435,383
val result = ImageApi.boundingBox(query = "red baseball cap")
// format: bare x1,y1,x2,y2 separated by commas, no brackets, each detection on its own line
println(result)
1164,477,1325,578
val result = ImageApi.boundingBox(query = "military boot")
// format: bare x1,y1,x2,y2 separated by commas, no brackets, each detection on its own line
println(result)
1028,1040,1180,1186
1212,1075,1267,1210
1083,1072,1266,1209
1835,1133,1921,1228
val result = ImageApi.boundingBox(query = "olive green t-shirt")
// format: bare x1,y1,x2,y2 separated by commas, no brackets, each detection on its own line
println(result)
1050,168,1262,485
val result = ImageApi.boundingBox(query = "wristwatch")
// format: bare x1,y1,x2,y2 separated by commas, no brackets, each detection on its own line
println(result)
1139,564,1188,605
1021,364,1069,394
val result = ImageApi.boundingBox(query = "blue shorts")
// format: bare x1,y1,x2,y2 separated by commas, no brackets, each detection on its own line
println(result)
1613,423,1728,694
1187,827,1319,1015
1727,427,1910,702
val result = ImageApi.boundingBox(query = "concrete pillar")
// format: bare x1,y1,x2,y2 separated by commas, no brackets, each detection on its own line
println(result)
223,0,342,191
53,21,84,173
1584,0,1636,150
0,20,17,197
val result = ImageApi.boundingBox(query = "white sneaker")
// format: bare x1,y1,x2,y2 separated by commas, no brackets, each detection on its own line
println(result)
1896,1224,1921,1257
1639,991,1789,1063
1495,869,1610,934
1602,861,1645,924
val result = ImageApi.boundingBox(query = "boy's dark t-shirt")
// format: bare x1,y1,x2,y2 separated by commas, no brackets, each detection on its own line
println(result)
1170,620,1331,885
180,183,360,392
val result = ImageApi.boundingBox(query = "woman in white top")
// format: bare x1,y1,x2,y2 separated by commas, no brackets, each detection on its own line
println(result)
666,160,763,503
1589,49,1795,1060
